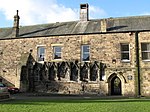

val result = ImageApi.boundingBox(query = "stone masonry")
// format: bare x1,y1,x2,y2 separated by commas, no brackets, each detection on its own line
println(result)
1,32,149,96
0,3,150,97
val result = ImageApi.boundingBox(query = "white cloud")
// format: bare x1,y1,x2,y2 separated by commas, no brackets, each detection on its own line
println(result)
0,0,107,26
0,0,78,26
89,5,107,19
140,12,150,16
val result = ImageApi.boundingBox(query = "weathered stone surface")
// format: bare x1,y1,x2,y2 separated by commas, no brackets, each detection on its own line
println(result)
0,32,150,96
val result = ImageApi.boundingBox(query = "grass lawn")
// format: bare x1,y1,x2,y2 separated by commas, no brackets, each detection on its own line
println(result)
0,98,150,112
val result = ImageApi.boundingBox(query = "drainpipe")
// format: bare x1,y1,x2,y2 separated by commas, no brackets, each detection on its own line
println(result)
135,31,141,97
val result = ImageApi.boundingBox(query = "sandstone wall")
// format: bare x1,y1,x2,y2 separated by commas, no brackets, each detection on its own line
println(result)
0,32,149,96
139,32,150,96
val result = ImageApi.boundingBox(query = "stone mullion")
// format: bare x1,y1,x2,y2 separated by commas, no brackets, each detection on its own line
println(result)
97,67,100,82
97,62,101,81
54,62,58,81
87,63,90,81
77,62,80,82
65,62,70,81
45,62,49,80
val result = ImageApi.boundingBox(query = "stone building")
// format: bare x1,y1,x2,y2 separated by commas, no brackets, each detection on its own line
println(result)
0,4,150,96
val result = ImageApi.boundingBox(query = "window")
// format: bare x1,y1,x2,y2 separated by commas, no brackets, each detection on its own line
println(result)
37,46,45,61
120,43,130,62
141,43,150,61
54,46,62,59
82,45,90,61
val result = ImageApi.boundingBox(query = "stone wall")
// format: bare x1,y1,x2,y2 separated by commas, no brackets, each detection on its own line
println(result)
139,32,150,96
0,32,149,96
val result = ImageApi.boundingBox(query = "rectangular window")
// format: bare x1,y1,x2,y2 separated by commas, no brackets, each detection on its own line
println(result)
141,43,150,61
82,45,90,61
120,43,130,62
54,46,62,59
37,46,45,61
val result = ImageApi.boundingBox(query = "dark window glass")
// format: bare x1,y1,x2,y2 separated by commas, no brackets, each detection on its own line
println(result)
82,45,90,61
141,43,150,60
121,44,129,51
37,47,45,61
121,44,130,61
54,46,62,59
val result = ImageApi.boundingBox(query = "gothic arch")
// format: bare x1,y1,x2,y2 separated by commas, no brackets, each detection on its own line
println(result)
107,72,127,83
107,73,126,95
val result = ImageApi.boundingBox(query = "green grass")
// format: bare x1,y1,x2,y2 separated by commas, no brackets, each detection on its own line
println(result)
0,98,150,112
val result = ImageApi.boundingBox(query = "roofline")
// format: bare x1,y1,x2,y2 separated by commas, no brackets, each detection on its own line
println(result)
0,30,150,40
105,15,150,20
1,15,150,29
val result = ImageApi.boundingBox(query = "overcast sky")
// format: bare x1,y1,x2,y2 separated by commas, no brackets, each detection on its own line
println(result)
0,0,150,27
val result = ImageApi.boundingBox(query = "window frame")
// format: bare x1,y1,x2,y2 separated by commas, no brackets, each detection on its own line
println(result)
81,45,90,61
120,43,130,62
53,46,62,60
141,43,150,61
37,46,45,62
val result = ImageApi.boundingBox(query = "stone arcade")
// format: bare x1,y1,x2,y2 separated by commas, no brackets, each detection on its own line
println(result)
0,4,150,96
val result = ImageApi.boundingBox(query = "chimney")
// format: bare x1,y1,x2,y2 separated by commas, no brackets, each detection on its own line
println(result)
80,3,89,21
12,10,20,37
100,19,107,32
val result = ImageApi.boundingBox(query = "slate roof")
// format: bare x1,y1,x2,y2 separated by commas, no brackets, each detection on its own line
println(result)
1,15,150,39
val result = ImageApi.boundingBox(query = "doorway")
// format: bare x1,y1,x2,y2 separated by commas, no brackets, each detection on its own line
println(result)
111,76,122,95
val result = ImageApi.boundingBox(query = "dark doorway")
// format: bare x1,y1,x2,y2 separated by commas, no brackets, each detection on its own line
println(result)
111,76,121,95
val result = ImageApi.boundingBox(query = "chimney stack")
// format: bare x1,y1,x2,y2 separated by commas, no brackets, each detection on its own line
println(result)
12,10,20,37
100,19,107,32
80,3,89,21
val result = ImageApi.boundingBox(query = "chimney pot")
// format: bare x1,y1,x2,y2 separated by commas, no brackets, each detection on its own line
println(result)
12,10,20,37
80,3,89,21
